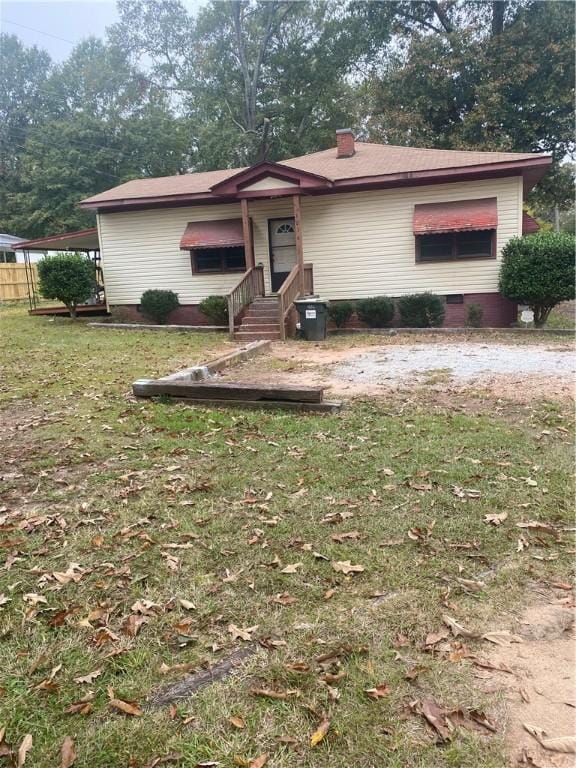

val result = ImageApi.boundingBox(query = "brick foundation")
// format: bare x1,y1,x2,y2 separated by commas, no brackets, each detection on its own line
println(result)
109,304,216,326
111,292,517,331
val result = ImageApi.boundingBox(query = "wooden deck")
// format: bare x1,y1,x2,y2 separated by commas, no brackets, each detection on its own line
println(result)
28,304,109,317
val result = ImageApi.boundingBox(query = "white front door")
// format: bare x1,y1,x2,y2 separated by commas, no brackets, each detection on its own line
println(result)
269,218,296,291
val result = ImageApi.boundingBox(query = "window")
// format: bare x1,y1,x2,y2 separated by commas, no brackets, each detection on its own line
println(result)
276,223,294,234
191,247,246,274
416,230,495,263
446,294,464,304
0,250,16,264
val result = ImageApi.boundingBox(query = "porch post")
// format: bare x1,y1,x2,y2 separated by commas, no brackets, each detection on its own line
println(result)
292,194,305,296
241,198,255,269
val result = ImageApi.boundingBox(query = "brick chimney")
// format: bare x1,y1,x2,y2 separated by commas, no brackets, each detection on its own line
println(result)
336,128,355,158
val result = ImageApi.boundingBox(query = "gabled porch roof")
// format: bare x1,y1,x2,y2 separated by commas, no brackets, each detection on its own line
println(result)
209,160,332,197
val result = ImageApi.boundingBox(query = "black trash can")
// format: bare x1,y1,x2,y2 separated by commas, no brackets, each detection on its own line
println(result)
294,299,329,341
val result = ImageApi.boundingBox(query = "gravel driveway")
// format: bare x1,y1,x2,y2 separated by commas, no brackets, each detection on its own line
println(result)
332,342,576,383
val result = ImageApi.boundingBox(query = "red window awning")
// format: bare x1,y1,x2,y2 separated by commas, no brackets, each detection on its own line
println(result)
180,219,245,250
413,198,498,235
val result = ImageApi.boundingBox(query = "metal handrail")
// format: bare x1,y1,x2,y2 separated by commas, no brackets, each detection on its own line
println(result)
227,265,265,337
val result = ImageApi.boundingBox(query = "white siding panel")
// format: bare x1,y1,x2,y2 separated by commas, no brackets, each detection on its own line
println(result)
98,176,522,304
300,176,522,299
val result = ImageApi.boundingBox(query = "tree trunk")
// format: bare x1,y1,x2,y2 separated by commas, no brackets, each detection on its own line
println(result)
491,1,507,36
68,304,78,319
533,305,552,327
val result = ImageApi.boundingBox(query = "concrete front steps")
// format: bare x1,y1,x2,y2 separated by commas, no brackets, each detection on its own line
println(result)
234,297,282,341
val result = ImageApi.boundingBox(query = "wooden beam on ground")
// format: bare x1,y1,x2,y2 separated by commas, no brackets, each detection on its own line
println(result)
133,379,325,403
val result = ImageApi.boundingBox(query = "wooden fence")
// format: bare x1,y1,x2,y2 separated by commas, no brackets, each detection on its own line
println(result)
0,263,37,301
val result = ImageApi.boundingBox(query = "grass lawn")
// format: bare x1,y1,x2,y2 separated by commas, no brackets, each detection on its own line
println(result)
0,305,573,767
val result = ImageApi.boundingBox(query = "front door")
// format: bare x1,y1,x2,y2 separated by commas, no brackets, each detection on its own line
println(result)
269,218,296,292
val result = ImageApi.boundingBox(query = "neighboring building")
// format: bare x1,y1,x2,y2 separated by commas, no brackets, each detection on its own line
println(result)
0,234,47,264
80,130,551,337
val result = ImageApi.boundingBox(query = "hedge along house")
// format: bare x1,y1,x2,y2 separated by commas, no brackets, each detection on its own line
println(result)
80,130,551,339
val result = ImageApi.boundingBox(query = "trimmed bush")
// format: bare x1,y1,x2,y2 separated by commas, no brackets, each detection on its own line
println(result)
199,295,228,325
328,300,354,328
356,296,394,328
37,252,95,318
499,232,575,326
466,303,483,327
398,293,445,327
140,289,180,324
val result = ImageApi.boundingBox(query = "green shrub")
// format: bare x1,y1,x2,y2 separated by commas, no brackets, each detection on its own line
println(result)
199,295,228,325
499,232,575,326
37,252,94,318
328,300,354,328
355,296,395,327
398,293,445,327
466,303,483,327
140,289,180,324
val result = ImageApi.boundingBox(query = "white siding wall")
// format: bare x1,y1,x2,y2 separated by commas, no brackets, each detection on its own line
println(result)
98,175,522,305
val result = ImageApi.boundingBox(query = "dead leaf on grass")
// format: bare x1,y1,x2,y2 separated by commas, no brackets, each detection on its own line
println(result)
310,717,330,747
74,669,102,685
484,512,508,526
121,614,148,637
250,687,300,700
270,592,297,606
280,562,302,574
410,699,496,742
228,623,258,642
365,683,390,699
331,531,361,543
228,716,246,730
442,615,478,639
60,736,76,768
108,696,142,717
17,734,32,767
179,599,196,611
331,560,364,575
249,754,268,768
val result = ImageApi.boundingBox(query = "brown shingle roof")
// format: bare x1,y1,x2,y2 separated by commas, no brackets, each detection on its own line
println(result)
280,142,538,180
81,142,546,206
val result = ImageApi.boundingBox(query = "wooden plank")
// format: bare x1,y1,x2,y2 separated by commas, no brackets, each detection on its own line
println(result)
133,379,324,403
241,199,254,268
292,194,305,296
137,396,342,413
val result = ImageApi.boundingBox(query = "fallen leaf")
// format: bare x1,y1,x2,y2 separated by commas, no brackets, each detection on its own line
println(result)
228,716,246,730
270,592,297,606
310,717,330,747
331,531,361,543
280,562,302,574
228,623,258,642
249,754,268,768
250,687,299,700
442,615,478,639
332,560,364,575
365,683,390,699
74,669,102,685
109,698,143,717
121,614,148,637
482,630,523,646
60,736,76,768
523,725,576,753
17,734,32,767
484,512,508,526
424,629,450,647
179,599,196,610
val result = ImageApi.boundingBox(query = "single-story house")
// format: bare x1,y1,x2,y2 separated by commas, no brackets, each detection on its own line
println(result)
80,130,550,338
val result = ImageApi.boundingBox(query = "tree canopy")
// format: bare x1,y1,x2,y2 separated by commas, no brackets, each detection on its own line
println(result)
0,0,573,238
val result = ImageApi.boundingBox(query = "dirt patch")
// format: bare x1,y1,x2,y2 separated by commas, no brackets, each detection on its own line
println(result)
220,340,575,403
479,597,575,767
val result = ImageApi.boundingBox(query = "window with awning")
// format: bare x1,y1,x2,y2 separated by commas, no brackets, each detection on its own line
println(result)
413,198,497,263
180,219,247,274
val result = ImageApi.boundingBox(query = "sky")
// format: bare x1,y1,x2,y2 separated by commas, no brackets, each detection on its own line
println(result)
0,0,202,61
